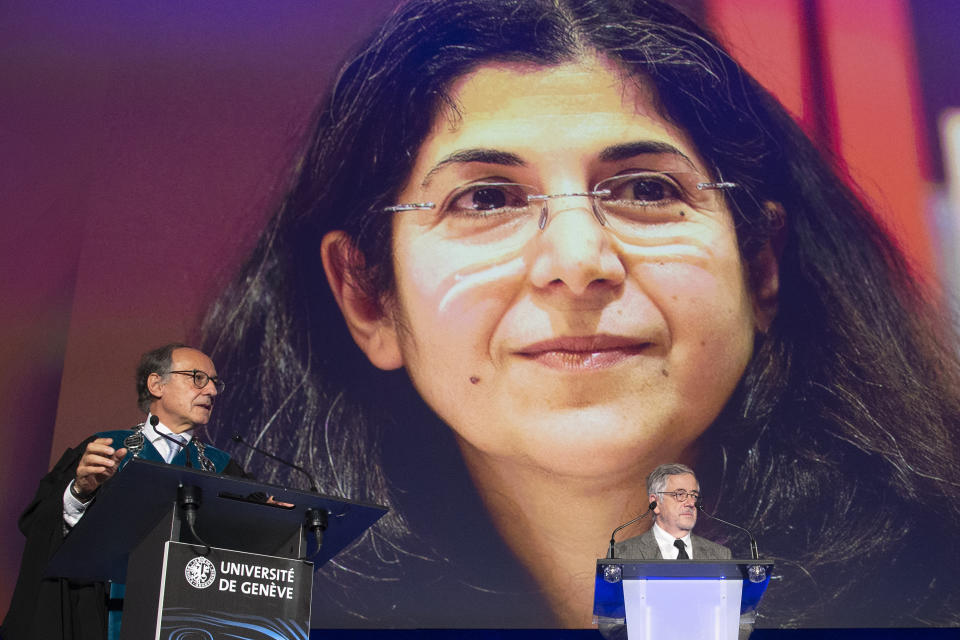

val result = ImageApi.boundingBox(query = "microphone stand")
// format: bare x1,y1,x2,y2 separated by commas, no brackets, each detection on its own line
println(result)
606,501,657,559
231,434,321,493
695,503,759,560
230,435,328,561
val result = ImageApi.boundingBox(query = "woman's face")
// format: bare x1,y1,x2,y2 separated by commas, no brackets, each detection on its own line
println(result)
329,57,775,479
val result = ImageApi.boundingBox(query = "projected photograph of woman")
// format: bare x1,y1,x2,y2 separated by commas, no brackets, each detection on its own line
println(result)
202,0,960,629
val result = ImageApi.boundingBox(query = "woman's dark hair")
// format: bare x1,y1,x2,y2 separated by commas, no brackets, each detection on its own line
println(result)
202,0,960,627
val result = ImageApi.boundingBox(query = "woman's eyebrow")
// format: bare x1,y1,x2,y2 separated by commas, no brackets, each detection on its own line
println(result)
419,142,695,188
421,148,526,187
597,140,695,166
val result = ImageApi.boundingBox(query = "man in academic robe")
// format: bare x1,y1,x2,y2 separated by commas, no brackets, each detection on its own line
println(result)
2,343,246,640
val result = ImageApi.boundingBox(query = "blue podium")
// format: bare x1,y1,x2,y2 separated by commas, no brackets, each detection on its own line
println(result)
594,559,775,639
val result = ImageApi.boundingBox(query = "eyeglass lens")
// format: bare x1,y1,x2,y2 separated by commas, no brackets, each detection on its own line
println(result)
171,370,224,392
409,171,731,249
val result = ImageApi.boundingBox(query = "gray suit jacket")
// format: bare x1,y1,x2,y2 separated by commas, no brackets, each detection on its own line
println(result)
613,526,732,560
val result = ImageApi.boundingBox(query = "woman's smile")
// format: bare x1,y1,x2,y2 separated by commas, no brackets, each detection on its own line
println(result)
514,335,652,370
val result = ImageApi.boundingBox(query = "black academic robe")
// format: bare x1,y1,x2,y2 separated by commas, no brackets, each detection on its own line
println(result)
1,429,245,640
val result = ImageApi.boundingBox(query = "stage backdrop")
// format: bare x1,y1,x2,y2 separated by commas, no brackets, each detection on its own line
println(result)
2,0,958,628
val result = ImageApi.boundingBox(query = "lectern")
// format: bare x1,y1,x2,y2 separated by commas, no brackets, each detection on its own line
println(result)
594,559,774,640
46,459,387,640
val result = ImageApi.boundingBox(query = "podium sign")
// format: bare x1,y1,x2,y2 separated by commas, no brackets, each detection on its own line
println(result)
149,542,312,640
623,577,742,639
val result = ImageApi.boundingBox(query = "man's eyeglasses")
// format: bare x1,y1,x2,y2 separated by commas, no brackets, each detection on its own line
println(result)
384,170,738,246
658,490,700,503
169,370,225,393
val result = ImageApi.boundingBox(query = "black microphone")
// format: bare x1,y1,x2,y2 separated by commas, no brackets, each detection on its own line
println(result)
231,434,320,493
178,484,210,555
607,501,657,559
696,501,759,560
152,415,192,468
304,508,329,561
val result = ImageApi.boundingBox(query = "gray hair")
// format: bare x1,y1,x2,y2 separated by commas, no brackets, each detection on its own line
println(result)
646,462,698,497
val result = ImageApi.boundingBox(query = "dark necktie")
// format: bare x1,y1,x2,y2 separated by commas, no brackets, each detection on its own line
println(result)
674,538,689,559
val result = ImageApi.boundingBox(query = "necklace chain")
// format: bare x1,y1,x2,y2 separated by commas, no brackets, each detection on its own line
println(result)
122,421,215,471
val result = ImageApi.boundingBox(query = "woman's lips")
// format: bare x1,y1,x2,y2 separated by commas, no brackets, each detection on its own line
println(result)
515,336,651,370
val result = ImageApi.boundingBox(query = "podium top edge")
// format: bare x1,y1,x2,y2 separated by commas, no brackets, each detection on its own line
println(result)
596,559,775,566
125,458,389,513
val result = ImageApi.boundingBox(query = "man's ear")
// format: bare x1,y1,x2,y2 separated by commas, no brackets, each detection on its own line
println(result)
146,372,165,399
749,202,784,333
321,231,403,371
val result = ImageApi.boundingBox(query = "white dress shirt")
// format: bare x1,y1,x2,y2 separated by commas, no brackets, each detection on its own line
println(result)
652,521,694,559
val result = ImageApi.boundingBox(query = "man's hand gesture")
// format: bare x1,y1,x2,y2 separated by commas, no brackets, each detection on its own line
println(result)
74,438,127,498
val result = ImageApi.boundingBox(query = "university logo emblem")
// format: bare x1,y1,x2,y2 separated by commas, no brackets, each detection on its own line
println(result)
184,556,216,589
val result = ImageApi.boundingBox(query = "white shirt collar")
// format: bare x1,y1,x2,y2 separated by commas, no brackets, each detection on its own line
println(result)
144,414,193,462
652,521,694,559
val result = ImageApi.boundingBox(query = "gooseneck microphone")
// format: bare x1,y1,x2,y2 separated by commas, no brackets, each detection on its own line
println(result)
152,415,192,468
695,501,759,560
606,501,657,559
231,434,321,493
231,435,329,560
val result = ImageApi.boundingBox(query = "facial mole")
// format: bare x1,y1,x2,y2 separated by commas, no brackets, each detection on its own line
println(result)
679,211,686,217
469,376,480,385
660,369,669,377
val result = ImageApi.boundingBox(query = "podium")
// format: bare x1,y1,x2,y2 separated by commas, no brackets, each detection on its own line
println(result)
46,459,387,640
594,559,774,640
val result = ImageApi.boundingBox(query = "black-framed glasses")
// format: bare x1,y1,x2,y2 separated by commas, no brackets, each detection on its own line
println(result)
383,170,738,245
169,369,225,393
658,490,700,503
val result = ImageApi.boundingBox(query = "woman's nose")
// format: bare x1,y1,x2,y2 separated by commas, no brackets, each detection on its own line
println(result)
527,199,626,295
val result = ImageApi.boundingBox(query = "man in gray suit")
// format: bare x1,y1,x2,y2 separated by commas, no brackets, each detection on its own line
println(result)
599,464,734,639
614,462,731,560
